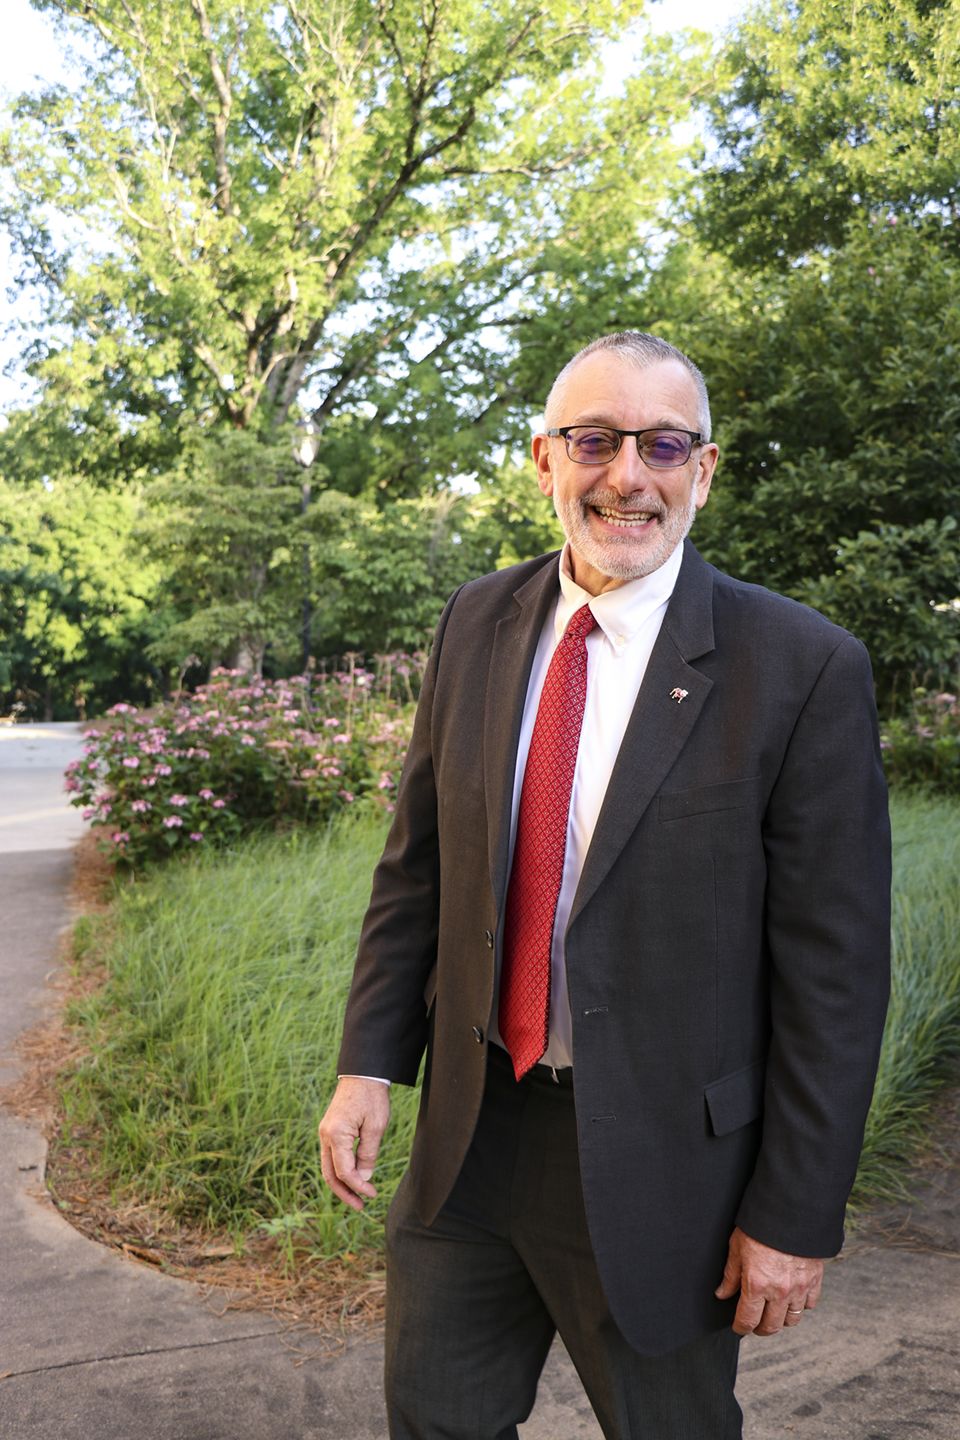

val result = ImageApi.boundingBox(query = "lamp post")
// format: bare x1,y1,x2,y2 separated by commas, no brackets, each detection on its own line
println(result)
293,420,320,673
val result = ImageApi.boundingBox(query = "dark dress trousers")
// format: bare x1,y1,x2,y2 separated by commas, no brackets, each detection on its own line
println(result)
338,540,892,1357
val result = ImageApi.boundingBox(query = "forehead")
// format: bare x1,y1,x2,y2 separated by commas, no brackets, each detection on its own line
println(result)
558,353,698,427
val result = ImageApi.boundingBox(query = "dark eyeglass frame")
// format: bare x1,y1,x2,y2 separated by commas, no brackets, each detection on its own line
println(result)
546,425,703,469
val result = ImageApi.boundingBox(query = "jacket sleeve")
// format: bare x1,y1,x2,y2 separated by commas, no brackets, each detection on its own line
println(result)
736,632,892,1256
336,587,461,1085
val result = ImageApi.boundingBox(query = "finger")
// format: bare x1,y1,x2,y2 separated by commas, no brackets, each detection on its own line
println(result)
354,1125,383,1184
327,1127,380,1199
805,1271,824,1309
715,1256,742,1300
319,1139,368,1212
753,1300,789,1337
731,1293,766,1336
783,1302,805,1327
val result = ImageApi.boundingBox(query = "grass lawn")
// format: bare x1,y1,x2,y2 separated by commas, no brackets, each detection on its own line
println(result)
54,790,960,1265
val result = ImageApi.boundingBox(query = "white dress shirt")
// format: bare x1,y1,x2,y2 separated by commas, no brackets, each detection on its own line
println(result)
488,539,684,1069
343,539,684,1084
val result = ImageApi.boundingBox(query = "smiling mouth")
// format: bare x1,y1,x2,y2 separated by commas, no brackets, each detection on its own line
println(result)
590,504,660,529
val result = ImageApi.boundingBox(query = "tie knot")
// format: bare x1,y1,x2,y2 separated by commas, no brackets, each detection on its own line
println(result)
564,603,596,643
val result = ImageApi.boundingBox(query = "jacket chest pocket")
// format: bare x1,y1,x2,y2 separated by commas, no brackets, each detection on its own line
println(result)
658,775,761,823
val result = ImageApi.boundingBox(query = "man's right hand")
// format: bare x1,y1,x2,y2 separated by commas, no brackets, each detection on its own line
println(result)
318,1077,391,1211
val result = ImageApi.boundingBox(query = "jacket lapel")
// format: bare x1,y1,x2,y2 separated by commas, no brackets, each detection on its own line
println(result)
484,556,561,904
569,542,717,928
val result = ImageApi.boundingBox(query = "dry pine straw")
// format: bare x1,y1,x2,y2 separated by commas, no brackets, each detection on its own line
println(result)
0,835,385,1355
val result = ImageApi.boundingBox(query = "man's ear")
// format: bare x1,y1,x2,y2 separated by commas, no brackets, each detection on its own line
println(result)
693,443,719,510
532,433,554,497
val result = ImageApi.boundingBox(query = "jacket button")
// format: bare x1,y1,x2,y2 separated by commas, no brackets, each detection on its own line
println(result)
484,929,494,948
472,1026,484,1044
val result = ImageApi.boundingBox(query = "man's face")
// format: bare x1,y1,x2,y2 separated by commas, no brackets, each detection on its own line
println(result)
532,353,719,595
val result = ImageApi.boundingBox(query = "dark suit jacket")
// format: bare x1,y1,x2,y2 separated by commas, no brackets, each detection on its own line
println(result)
338,540,891,1355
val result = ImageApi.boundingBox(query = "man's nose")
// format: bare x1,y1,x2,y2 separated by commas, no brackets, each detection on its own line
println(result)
607,439,649,494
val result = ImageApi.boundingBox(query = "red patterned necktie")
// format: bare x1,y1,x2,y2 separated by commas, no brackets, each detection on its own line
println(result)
499,602,597,1080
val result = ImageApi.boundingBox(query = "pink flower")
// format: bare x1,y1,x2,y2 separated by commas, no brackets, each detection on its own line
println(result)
240,736,256,746
169,794,190,807
163,815,184,829
199,788,215,800
154,763,172,776
333,733,351,745
130,799,152,813
212,799,227,809
82,807,97,821
190,832,204,842
111,831,130,844
122,756,140,769
338,789,355,803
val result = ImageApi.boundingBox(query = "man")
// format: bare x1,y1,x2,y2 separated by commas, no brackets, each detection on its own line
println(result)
319,333,891,1439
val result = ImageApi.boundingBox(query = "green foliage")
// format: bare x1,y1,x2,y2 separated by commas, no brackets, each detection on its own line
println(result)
67,663,420,868
0,472,161,718
698,0,960,266
142,428,322,675
853,790,960,1206
55,813,417,1252
0,0,704,691
4,0,696,453
880,686,960,794
52,792,960,1259
321,476,563,654
681,220,960,695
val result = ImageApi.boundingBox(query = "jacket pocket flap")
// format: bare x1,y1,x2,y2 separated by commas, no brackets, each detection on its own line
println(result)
659,776,760,822
704,1059,766,1137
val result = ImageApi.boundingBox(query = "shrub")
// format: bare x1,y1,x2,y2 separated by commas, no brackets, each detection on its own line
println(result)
881,687,960,796
66,659,423,868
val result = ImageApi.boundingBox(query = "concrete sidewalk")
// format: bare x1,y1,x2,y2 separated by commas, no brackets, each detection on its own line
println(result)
1,723,958,1438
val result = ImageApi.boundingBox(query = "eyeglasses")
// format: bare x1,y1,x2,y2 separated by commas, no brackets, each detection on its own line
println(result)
546,426,702,469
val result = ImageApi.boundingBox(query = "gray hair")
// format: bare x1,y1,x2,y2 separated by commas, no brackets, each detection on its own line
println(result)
544,331,712,441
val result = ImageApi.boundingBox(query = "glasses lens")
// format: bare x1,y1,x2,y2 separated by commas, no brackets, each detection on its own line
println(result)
566,427,620,463
641,431,694,468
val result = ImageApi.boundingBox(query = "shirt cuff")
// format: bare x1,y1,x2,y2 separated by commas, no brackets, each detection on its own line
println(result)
338,1074,391,1086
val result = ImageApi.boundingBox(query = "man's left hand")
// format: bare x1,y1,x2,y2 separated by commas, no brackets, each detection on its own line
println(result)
715,1226,824,1336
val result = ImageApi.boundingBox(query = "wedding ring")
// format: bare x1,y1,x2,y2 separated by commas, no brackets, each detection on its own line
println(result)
787,1307,804,1315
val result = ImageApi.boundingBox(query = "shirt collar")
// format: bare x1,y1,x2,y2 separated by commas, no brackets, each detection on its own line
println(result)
555,539,684,651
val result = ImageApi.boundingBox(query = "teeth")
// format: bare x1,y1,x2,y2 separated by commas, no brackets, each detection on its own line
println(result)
593,506,655,527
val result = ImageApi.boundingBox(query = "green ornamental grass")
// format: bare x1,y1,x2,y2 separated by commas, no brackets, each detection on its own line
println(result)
58,792,960,1261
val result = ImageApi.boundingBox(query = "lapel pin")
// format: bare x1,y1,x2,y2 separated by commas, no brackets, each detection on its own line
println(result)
669,687,689,704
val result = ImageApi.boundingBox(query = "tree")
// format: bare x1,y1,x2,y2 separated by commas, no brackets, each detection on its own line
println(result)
322,467,563,653
3,0,699,469
664,0,960,695
0,473,161,718
142,428,322,676
697,0,960,267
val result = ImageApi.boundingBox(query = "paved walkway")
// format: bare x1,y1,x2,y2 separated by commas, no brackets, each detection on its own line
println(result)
0,723,958,1438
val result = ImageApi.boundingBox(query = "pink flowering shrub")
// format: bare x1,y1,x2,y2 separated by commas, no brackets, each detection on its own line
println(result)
66,656,424,868
880,687,960,794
